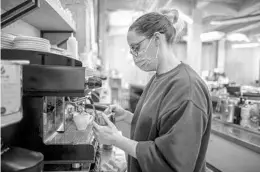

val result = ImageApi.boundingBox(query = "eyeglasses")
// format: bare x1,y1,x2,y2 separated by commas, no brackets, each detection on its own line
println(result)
129,37,148,57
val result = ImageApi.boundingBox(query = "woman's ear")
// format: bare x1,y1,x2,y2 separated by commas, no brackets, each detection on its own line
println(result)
154,32,161,47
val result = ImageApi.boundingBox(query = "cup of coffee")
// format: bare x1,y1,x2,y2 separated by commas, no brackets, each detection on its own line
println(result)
73,112,93,131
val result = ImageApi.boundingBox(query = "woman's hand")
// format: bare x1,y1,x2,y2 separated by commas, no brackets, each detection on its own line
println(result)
92,113,121,145
104,104,127,122
93,112,138,158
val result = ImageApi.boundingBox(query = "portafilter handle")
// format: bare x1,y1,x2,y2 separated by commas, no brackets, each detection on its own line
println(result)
85,103,115,125
85,104,107,112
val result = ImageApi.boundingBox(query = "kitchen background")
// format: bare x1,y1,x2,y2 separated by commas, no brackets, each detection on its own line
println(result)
1,0,260,172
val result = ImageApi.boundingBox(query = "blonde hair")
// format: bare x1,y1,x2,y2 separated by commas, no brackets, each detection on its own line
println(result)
129,8,185,44
158,8,185,42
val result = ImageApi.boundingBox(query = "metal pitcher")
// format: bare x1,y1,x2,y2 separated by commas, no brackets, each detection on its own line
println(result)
226,103,235,123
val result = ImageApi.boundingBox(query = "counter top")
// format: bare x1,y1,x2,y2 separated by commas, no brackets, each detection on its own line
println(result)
43,116,260,172
207,114,260,172
211,117,260,154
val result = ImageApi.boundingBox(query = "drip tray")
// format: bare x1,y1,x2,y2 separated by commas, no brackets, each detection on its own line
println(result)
43,149,101,172
43,144,96,163
43,163,91,172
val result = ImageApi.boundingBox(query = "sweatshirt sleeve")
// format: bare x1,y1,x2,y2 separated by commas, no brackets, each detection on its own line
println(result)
136,100,208,172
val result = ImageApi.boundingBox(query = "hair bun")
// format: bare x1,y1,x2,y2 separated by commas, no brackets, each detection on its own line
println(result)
159,8,179,25
158,8,185,42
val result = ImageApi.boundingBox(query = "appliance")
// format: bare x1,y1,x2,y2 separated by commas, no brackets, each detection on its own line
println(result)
1,60,44,172
1,49,104,171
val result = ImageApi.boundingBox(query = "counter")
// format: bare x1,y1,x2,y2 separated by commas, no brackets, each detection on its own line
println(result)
43,120,98,172
211,118,260,153
43,146,120,172
42,120,122,172
207,116,260,172
42,113,260,171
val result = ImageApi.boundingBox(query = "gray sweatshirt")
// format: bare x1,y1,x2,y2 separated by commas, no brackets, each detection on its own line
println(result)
128,63,212,172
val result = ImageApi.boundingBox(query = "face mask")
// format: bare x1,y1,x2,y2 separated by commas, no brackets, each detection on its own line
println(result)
133,37,159,72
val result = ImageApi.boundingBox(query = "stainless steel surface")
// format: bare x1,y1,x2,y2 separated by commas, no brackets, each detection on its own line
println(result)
44,163,91,172
72,163,81,169
45,121,94,145
227,104,235,123
207,133,260,172
212,115,260,153
43,97,65,143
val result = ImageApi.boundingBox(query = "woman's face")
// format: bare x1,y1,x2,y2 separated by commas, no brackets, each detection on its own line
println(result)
127,30,160,72
127,31,156,58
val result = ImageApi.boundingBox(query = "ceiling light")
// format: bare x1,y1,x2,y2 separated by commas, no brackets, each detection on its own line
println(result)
226,33,250,42
200,31,225,42
182,31,225,42
232,43,260,49
210,14,260,25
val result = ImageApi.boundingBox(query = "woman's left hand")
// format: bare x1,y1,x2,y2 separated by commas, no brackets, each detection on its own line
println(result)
92,113,121,145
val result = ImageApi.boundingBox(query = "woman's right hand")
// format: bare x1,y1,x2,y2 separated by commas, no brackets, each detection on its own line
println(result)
104,104,128,122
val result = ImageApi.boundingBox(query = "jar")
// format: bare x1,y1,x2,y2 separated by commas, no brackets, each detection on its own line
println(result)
240,105,251,128
248,104,260,131
226,104,235,123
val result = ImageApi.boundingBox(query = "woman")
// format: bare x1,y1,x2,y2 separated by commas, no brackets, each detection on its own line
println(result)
93,8,212,172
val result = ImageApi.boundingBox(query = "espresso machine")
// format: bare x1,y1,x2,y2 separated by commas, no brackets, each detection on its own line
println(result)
1,60,44,172
1,49,106,171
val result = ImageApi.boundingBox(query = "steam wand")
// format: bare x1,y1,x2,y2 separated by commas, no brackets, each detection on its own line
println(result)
66,89,104,122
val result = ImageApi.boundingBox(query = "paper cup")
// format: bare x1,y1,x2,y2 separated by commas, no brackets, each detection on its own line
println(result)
73,112,92,131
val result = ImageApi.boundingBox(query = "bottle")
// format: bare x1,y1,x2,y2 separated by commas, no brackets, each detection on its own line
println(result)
226,99,235,123
71,163,81,170
234,97,245,125
67,33,78,60
240,104,251,128
221,98,229,122
79,46,89,67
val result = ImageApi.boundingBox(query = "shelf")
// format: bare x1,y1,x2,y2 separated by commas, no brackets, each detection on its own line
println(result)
1,0,76,31
1,49,82,67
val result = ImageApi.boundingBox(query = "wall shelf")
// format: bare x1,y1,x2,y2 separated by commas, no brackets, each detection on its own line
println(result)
1,49,82,67
1,0,76,32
